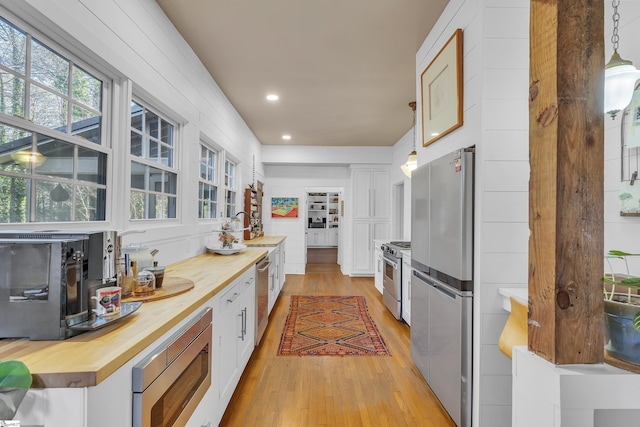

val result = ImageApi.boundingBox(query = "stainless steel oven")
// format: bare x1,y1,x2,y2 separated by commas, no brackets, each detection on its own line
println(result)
381,241,410,320
132,307,212,427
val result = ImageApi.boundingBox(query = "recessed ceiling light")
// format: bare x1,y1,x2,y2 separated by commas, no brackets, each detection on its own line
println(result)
282,134,291,140
266,94,279,101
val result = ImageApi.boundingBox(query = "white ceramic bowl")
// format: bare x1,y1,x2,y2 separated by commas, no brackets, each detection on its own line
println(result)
206,243,247,255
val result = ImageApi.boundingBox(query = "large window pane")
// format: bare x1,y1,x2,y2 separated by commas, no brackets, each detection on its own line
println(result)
165,171,177,195
149,166,162,192
130,100,177,220
131,161,146,190
31,38,68,95
0,17,107,224
72,65,101,110
131,131,142,157
35,180,72,222
160,119,173,145
75,184,101,221
130,190,145,220
0,72,25,117
0,175,27,223
36,135,74,180
145,110,159,139
30,85,68,131
77,146,106,184
131,101,143,131
0,18,26,75
72,104,101,143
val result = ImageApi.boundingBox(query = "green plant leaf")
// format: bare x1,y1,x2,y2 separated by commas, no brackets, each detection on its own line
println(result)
633,312,640,333
0,360,32,389
607,250,640,257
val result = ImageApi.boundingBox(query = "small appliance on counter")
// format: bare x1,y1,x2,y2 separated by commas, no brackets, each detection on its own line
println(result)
0,230,132,340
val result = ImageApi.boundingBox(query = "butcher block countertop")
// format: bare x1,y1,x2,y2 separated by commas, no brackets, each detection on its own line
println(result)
0,249,267,389
243,235,286,246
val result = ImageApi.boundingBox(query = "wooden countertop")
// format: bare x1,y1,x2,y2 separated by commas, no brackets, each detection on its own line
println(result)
0,249,267,389
243,235,286,246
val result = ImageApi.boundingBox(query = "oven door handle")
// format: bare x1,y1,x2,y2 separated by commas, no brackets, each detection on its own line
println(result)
384,258,399,270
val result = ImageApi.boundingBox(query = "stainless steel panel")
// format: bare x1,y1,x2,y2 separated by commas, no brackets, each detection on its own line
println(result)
411,270,472,427
410,163,430,272
255,257,270,345
410,270,430,381
428,150,474,283
382,290,401,319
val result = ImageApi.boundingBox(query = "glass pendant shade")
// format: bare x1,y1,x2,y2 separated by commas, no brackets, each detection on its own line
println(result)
11,150,47,168
604,51,640,118
401,151,417,177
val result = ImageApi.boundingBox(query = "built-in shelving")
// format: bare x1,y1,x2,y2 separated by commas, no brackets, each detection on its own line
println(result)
307,192,340,247
244,187,262,240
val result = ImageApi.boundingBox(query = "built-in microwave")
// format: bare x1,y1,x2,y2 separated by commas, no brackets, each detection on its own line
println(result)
132,308,212,427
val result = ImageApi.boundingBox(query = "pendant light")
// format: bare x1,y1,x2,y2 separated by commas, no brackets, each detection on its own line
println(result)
604,0,640,119
10,149,47,168
401,101,418,178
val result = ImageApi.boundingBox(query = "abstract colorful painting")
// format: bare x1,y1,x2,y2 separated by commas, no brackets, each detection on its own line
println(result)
271,197,299,218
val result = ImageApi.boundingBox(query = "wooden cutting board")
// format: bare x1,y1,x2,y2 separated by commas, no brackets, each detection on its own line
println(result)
123,276,194,302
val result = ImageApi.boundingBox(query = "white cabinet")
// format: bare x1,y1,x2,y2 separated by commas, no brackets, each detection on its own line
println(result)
402,253,412,325
278,241,286,290
351,167,390,276
374,244,384,294
307,229,326,247
327,228,339,247
352,169,390,220
214,267,256,415
268,247,278,314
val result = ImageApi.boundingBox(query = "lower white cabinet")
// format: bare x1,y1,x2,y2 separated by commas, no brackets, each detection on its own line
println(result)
268,247,278,314
402,256,412,325
307,229,325,247
214,267,256,419
374,245,383,294
307,229,338,247
352,221,388,275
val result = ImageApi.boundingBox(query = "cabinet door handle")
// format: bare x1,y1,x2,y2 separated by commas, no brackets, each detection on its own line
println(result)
372,188,376,217
238,307,247,340
227,292,240,303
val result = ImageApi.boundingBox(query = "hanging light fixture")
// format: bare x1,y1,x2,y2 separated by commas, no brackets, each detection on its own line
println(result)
10,149,47,168
604,0,640,119
401,101,418,178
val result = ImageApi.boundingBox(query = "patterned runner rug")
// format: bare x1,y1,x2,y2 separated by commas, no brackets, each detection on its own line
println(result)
277,295,390,356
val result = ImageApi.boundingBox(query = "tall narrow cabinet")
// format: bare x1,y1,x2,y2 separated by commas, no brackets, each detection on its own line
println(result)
351,167,390,275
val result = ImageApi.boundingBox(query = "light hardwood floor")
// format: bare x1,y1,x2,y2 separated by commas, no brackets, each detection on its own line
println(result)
220,250,455,427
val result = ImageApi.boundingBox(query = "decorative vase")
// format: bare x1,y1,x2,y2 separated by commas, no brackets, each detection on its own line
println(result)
604,294,640,365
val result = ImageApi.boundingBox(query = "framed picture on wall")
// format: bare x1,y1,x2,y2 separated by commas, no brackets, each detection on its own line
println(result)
420,28,463,147
271,197,299,218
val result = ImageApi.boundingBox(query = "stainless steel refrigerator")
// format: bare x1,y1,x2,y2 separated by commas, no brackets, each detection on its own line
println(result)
410,147,474,427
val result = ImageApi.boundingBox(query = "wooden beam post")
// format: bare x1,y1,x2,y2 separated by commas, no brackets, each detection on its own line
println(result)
528,0,605,364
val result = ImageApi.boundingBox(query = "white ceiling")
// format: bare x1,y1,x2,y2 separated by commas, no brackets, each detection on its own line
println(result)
155,0,449,147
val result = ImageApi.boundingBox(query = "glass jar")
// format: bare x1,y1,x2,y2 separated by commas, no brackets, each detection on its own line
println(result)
134,270,156,296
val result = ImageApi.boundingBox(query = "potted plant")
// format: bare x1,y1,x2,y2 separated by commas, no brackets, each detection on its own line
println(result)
0,360,32,420
603,250,640,365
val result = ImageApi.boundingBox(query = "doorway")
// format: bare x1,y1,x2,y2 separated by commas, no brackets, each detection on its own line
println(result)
304,187,343,272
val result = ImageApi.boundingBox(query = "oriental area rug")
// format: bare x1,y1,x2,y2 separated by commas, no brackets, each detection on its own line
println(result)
277,295,391,356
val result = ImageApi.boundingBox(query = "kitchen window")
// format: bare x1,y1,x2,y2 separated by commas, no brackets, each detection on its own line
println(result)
130,100,177,220
224,159,236,218
0,15,108,223
198,143,218,218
